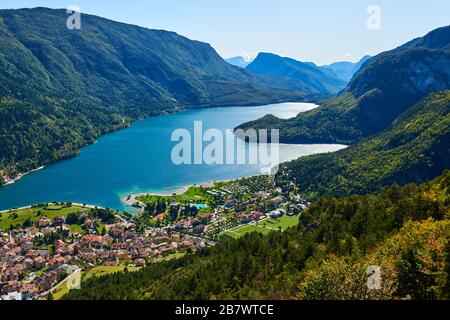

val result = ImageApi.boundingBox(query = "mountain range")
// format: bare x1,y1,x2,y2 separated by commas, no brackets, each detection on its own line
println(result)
226,53,371,84
0,8,377,184
237,25,450,198
239,25,450,145
246,52,347,95
322,55,372,82
1,7,449,302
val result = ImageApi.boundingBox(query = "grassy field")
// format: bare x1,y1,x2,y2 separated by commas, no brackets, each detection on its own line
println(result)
137,187,213,206
53,266,142,300
223,215,300,239
137,187,214,217
155,252,186,263
258,215,300,229
0,204,89,231
83,266,141,281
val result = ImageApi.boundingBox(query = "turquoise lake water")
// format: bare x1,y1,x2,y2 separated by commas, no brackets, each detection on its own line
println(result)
0,103,346,212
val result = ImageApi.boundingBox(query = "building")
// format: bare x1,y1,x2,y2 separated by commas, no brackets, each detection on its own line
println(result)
269,196,284,207
38,216,51,228
268,209,285,219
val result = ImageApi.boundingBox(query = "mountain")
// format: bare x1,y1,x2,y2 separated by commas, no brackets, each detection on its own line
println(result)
276,91,450,199
246,53,347,95
322,55,372,82
238,26,450,145
0,8,308,183
63,170,450,300
225,55,255,68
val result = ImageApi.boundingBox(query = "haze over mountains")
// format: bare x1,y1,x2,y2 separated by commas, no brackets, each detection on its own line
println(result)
246,53,347,95
226,53,371,89
322,55,372,82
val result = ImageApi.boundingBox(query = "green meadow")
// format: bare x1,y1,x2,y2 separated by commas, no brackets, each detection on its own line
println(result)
0,204,89,231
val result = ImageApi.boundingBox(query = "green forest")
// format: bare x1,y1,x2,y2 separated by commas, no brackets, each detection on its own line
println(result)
63,170,450,300
276,91,450,200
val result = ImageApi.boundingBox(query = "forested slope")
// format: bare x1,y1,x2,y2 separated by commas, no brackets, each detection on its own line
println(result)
275,91,450,199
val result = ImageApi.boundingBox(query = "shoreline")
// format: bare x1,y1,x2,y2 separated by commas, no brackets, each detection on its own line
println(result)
0,202,104,214
2,166,45,186
0,100,313,189
121,179,237,212
0,102,329,213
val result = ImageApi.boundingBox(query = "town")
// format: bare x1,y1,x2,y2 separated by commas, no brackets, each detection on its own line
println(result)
132,175,308,239
0,175,309,300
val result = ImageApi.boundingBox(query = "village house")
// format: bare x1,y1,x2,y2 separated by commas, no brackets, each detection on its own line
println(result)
81,234,106,248
117,251,132,261
33,257,46,270
267,209,285,219
269,196,284,208
158,244,177,256
237,212,263,224
52,215,66,227
38,216,51,228
48,255,65,269
35,270,58,291
134,258,146,267
1,291,23,300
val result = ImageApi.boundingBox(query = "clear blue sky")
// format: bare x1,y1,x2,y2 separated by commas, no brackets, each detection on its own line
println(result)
1,0,449,65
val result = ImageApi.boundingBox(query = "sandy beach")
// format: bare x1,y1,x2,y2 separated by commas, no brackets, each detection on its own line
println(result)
121,180,222,210
2,166,45,186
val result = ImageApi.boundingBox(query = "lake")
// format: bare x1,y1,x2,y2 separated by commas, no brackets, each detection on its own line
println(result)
0,102,346,212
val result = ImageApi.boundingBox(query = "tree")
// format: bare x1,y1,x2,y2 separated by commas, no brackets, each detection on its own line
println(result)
168,205,179,222
22,218,33,228
66,212,80,225
441,245,450,299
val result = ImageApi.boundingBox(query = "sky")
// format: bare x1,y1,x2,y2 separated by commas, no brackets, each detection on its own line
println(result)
1,0,449,65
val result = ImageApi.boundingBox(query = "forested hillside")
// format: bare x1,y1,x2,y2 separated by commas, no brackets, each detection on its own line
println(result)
322,55,372,82
0,8,308,182
275,91,450,199
63,171,450,300
237,25,450,145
